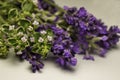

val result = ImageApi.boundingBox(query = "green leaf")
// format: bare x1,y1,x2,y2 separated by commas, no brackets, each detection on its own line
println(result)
0,41,3,45
34,32,41,39
32,44,39,53
8,39,16,43
8,38,18,47
0,16,6,24
8,8,18,18
18,19,30,28
0,46,8,57
17,27,25,32
90,43,98,49
47,30,53,36
92,37,101,42
22,0,33,12
40,45,49,58
1,24,9,32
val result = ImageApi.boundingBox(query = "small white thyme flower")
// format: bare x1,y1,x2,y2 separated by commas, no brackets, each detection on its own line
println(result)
32,0,37,5
47,35,53,41
33,20,39,25
16,51,22,55
9,25,15,30
21,36,27,42
32,13,36,18
38,37,44,42
67,27,70,31
16,46,20,49
28,26,33,31
30,37,35,42
40,30,47,35
17,32,23,36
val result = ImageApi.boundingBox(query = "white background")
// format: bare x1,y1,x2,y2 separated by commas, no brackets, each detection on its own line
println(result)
0,0,120,80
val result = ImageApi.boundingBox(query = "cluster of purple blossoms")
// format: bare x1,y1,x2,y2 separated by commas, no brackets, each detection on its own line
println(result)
50,25,77,66
37,0,57,13
17,46,44,73
97,26,120,49
64,6,120,60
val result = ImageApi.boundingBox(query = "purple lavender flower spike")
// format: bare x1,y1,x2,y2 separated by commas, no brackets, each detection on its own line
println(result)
79,21,87,30
49,25,78,66
83,55,94,61
70,58,77,66
56,57,65,66
63,49,71,58
52,44,64,54
17,46,44,73
30,60,44,73
64,6,77,14
37,0,57,13
99,48,107,57
63,6,69,10
77,7,87,17
109,26,120,34
72,42,81,54
64,6,120,61
102,36,108,41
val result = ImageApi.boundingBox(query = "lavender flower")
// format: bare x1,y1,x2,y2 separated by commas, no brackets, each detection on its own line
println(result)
97,26,120,49
37,0,57,13
50,25,77,66
63,6,120,60
17,46,44,73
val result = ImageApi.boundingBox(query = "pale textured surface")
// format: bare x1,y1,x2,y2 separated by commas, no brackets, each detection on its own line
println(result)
0,0,120,80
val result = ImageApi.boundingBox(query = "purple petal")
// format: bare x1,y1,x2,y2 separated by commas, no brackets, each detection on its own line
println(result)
83,55,94,61
70,58,77,66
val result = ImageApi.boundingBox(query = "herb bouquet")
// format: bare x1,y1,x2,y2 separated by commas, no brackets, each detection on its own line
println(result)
0,0,120,73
